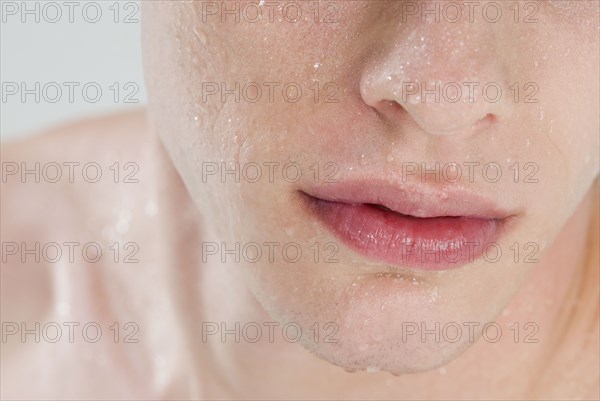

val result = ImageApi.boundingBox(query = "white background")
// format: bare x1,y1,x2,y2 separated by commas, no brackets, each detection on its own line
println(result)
1,0,147,141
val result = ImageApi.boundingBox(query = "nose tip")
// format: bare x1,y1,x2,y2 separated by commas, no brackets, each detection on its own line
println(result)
359,21,513,139
361,72,508,138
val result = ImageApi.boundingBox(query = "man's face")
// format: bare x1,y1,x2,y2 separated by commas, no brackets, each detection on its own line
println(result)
142,1,599,373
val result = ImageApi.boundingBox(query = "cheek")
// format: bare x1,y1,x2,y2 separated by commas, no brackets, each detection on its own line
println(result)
524,29,600,223
539,4,600,182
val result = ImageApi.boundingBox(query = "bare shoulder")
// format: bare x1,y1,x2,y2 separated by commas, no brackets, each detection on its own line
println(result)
1,109,152,320
1,109,150,233
2,108,150,176
0,109,166,399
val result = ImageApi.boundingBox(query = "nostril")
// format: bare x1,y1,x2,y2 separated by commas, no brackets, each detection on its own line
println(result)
472,113,497,133
484,113,496,123
383,100,403,112
378,100,410,118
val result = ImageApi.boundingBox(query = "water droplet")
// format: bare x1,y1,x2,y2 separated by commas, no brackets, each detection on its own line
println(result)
367,366,381,373
119,209,132,221
439,367,447,375
145,201,158,217
359,154,368,166
192,27,207,46
116,218,130,234
409,94,421,105
429,287,440,302
56,301,71,316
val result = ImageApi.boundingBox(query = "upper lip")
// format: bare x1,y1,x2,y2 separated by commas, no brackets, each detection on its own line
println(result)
301,179,516,220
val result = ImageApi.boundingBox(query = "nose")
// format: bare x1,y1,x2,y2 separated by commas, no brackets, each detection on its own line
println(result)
360,13,513,137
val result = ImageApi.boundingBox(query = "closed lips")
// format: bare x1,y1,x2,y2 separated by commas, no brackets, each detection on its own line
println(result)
300,181,515,270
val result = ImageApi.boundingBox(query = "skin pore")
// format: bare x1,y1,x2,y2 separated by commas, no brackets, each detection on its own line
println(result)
1,1,598,399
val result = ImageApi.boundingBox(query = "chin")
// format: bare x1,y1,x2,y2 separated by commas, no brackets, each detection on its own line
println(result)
253,270,492,375
299,320,475,375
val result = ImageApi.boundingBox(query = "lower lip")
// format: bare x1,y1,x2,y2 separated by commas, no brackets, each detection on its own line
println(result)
306,197,505,271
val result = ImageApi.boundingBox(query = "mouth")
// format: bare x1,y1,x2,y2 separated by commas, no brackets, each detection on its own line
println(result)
300,181,517,271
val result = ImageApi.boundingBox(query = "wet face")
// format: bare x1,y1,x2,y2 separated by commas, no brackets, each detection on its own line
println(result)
142,1,599,373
